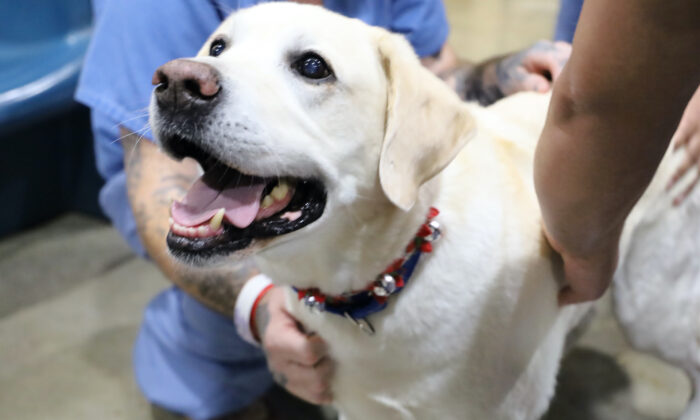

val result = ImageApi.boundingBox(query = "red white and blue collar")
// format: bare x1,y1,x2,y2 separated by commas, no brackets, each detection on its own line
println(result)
294,207,441,335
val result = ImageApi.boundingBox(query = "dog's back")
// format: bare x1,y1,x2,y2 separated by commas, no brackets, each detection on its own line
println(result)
475,91,700,419
614,143,700,419
480,91,700,420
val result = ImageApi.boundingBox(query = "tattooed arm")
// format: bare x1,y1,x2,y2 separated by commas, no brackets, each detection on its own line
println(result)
121,127,257,315
423,41,571,106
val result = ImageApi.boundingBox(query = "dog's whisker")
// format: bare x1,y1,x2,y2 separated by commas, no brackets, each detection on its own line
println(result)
129,128,151,155
120,126,151,162
217,165,231,187
113,109,151,130
261,143,285,186
111,123,150,145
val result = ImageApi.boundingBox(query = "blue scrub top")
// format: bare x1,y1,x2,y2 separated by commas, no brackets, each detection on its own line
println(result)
75,0,450,255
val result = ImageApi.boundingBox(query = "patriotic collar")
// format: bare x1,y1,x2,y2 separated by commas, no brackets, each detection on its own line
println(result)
294,207,441,335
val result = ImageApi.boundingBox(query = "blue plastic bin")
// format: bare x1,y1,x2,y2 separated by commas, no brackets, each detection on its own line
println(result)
0,0,92,132
0,0,102,237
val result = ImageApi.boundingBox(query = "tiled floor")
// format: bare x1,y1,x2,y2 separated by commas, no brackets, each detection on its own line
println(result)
0,1,693,419
0,216,157,419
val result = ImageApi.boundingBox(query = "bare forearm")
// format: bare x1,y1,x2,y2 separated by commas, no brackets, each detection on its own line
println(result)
535,0,700,257
121,128,258,315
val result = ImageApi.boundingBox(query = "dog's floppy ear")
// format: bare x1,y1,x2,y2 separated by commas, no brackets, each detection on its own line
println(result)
377,33,475,211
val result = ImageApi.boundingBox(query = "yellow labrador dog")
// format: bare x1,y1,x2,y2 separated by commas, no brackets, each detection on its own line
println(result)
149,3,700,419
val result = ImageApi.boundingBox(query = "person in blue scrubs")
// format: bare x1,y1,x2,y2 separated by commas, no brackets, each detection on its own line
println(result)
76,1,572,418
554,0,583,42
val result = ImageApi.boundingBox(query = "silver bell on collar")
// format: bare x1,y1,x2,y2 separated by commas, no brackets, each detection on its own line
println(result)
303,295,325,313
373,274,397,297
425,220,441,242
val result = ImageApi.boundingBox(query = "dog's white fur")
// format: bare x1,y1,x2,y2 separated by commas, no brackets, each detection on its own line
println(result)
613,145,700,420
151,4,700,419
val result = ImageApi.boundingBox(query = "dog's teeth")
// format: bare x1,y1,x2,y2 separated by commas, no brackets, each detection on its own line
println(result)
271,182,289,201
197,226,209,237
168,218,174,226
210,208,225,231
261,195,274,209
187,227,197,236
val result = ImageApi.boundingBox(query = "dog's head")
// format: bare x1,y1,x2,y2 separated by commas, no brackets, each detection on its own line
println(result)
150,3,474,281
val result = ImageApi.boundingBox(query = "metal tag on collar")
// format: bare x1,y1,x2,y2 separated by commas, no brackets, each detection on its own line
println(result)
344,312,375,336
303,295,325,313
373,274,397,297
425,220,441,242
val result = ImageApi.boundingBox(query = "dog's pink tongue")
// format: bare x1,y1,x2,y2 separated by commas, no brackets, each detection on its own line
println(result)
171,176,265,229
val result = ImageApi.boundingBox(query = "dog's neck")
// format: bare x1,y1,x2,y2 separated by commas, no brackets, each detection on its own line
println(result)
294,206,440,321
255,180,439,296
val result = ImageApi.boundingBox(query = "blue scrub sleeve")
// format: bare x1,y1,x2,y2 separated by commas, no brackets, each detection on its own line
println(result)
554,0,584,42
326,0,449,58
391,0,450,57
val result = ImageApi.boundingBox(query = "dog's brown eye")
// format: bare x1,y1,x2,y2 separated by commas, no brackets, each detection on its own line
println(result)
293,53,332,80
209,39,226,57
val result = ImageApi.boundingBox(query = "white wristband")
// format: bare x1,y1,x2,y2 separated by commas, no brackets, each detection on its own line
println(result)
234,274,274,347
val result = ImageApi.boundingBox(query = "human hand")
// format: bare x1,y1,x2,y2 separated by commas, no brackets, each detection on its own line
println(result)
667,85,700,205
543,226,619,306
459,40,571,106
496,40,571,96
254,287,334,404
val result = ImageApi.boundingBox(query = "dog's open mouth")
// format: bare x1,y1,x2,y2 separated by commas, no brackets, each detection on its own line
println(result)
164,136,326,261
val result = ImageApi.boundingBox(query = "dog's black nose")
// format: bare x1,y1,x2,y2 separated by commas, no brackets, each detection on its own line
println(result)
153,59,221,110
